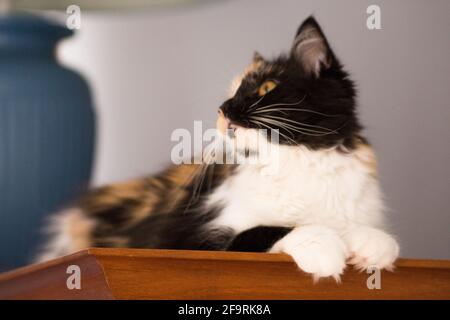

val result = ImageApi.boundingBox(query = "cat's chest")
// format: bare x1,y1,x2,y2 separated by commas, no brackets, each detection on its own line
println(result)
206,147,374,232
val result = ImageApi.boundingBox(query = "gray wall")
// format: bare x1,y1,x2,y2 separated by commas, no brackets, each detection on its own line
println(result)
56,0,450,259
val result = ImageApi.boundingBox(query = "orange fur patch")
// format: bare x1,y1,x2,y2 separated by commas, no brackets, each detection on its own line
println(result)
354,141,378,178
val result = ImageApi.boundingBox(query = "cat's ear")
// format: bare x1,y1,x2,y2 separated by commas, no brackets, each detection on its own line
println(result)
252,51,265,64
291,16,333,77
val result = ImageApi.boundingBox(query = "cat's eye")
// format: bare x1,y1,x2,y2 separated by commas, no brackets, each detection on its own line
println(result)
258,80,278,96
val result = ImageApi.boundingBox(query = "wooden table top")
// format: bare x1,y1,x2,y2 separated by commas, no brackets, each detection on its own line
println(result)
0,248,449,299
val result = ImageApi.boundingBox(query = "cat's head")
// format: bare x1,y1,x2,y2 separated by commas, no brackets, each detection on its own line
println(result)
217,16,361,151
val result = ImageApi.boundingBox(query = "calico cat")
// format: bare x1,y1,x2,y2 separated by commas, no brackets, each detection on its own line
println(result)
36,17,399,281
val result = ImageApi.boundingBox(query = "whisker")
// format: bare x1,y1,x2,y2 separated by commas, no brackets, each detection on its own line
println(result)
252,107,341,118
184,145,216,213
246,95,266,111
252,95,306,112
250,117,317,140
250,116,304,134
250,116,335,136
254,114,337,133
263,119,332,135
249,119,300,146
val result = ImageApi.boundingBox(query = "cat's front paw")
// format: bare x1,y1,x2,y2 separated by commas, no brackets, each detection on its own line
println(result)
343,226,399,271
269,225,349,282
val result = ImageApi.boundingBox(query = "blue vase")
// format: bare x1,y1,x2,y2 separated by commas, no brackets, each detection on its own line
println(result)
0,14,96,270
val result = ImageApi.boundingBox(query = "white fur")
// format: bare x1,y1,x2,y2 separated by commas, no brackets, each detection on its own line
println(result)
269,225,348,282
343,226,399,271
34,208,94,263
207,129,399,280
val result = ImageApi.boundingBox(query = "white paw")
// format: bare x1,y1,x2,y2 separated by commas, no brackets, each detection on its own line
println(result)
343,226,399,271
269,225,349,282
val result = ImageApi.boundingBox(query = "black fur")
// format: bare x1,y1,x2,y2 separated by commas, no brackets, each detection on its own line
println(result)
227,226,293,252
220,16,360,150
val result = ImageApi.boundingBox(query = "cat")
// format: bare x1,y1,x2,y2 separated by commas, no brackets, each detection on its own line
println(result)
36,16,399,281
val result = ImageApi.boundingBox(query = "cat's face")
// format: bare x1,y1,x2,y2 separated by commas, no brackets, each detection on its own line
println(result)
217,17,361,151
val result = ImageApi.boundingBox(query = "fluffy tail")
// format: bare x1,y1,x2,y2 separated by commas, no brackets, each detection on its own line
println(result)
34,208,95,263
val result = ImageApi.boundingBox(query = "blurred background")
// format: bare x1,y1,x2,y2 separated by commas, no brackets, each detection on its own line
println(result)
0,0,449,270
